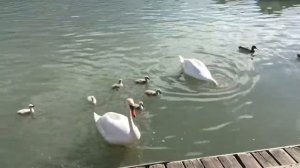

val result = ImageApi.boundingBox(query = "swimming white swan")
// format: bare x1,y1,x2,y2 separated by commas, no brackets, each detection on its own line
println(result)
87,96,97,105
17,104,35,115
179,55,218,86
93,98,140,146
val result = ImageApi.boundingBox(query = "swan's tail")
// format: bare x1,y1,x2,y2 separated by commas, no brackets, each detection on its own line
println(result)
179,55,184,63
93,112,101,122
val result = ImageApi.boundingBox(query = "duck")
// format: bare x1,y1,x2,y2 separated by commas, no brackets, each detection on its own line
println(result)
135,76,150,84
297,54,300,58
145,89,162,96
179,55,218,86
111,79,123,90
17,104,35,115
93,98,141,146
87,96,97,105
133,101,144,111
238,45,257,54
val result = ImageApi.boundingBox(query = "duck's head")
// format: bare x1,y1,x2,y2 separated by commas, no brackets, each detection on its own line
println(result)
156,89,162,95
139,101,144,109
118,79,123,84
28,104,35,108
251,45,257,51
145,76,150,81
127,98,136,117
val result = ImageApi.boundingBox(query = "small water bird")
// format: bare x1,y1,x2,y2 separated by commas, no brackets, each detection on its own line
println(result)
133,101,144,111
238,45,257,54
111,79,123,90
145,89,162,96
135,76,150,84
93,98,140,146
297,54,300,58
17,104,35,115
179,55,218,86
87,96,97,105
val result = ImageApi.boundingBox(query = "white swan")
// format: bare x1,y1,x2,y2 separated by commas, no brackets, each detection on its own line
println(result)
93,98,141,146
17,104,35,115
87,96,97,105
179,55,218,86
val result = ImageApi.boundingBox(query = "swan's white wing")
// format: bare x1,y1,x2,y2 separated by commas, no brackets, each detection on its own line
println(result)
192,59,213,79
97,112,132,144
182,59,212,80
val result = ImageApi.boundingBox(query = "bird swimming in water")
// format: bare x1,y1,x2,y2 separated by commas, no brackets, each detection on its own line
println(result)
87,96,97,105
93,98,141,146
135,76,150,84
145,89,162,96
112,79,123,90
133,101,144,111
179,56,218,86
17,104,35,115
297,54,300,58
238,45,258,54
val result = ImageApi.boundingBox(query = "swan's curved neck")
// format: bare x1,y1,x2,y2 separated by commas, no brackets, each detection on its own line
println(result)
127,105,135,132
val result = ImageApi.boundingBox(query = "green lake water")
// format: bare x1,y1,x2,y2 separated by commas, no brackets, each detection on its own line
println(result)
0,0,300,167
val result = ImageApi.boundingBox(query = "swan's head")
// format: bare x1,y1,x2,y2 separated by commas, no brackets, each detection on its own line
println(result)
118,79,123,84
127,98,136,118
145,76,150,81
156,89,162,95
28,104,35,108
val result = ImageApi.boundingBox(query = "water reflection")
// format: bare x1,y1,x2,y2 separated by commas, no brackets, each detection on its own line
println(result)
256,0,300,14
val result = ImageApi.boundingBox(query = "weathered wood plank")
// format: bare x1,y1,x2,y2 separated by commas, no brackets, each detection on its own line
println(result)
269,148,297,165
271,163,300,168
218,155,242,168
149,164,166,168
237,153,262,168
200,157,223,168
166,161,185,168
285,146,300,162
252,151,279,167
183,159,204,168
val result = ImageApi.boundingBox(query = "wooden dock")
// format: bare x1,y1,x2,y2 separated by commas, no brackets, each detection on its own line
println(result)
125,144,300,168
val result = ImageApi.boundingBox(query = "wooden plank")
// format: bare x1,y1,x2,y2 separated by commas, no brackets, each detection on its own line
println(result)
183,159,204,168
285,146,300,162
166,161,185,168
252,151,279,167
218,155,242,168
200,156,223,168
271,163,300,168
269,148,297,165
149,164,166,168
237,153,262,168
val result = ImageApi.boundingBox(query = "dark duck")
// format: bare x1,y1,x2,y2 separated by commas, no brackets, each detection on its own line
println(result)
238,45,257,54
